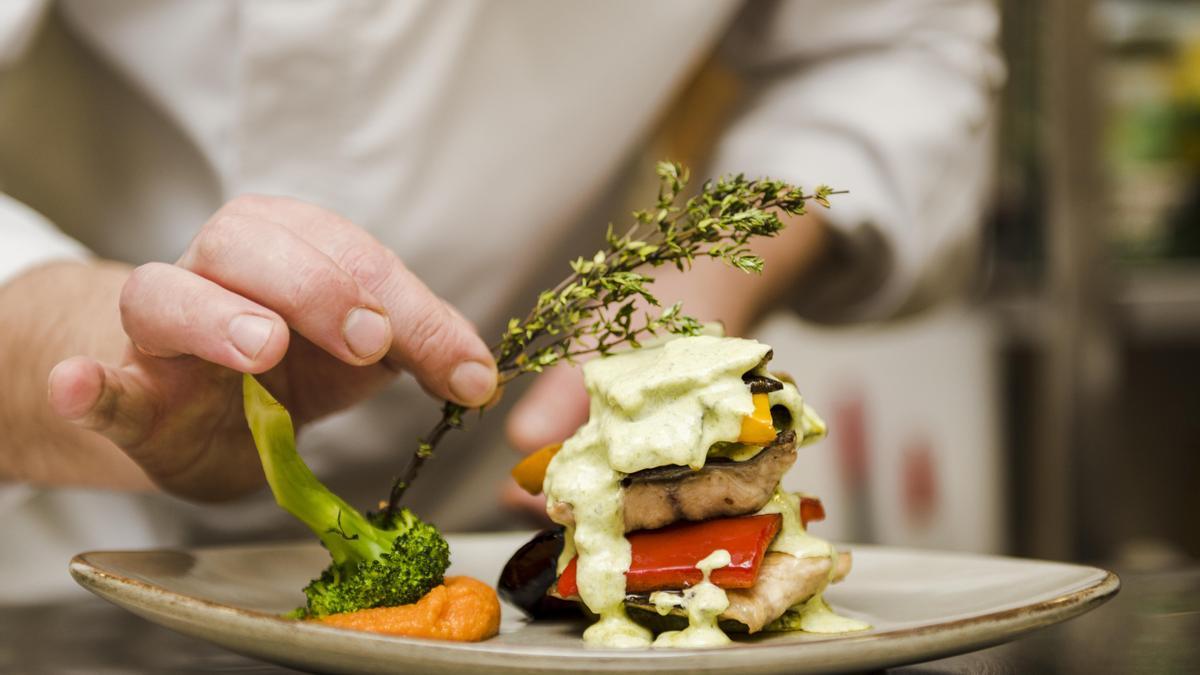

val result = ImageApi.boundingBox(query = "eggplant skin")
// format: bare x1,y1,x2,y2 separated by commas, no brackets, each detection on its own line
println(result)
623,603,750,634
497,528,582,619
742,372,784,394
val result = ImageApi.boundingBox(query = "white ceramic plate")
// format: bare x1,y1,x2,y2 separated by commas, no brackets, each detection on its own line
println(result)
70,532,1118,674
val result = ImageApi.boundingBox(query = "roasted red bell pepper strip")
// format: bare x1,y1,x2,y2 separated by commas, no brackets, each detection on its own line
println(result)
556,513,781,599
800,496,825,527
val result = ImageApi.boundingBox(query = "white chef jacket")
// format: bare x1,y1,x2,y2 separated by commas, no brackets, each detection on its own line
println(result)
0,0,1003,601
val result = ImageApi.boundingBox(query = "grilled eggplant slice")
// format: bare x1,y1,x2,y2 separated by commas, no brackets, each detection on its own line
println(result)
497,528,581,619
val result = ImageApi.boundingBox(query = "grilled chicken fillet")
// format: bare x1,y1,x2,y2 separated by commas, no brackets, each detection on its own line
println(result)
623,550,853,634
723,551,852,632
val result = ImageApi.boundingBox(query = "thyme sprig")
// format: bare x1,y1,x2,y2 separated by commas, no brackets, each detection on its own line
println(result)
385,161,841,514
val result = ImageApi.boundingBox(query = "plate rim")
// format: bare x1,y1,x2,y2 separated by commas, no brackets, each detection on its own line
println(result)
68,539,1121,673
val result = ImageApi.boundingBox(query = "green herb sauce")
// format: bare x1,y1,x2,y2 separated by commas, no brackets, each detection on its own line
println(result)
650,549,732,648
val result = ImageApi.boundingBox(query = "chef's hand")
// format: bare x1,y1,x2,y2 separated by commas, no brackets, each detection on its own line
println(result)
41,195,496,500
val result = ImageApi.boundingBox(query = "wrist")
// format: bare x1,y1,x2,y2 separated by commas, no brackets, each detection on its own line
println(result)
0,260,148,489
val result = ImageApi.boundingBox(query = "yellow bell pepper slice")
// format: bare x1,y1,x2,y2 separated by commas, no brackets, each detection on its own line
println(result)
511,442,562,495
738,393,776,445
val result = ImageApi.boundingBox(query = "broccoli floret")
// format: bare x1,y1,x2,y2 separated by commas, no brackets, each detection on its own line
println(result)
243,375,451,619
298,509,450,618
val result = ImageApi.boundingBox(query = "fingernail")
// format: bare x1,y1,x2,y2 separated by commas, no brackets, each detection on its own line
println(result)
229,314,274,360
343,307,391,359
449,360,497,407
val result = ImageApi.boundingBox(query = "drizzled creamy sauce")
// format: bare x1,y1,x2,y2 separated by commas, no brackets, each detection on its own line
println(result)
546,439,648,646
650,549,732,648
766,594,872,634
757,489,834,559
580,335,772,473
543,335,856,647
757,489,871,634
796,595,871,633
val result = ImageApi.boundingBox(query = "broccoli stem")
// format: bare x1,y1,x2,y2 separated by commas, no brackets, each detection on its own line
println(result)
242,374,390,567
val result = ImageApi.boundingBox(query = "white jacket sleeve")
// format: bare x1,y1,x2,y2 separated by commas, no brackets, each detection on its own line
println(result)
0,193,90,285
710,0,1005,320
0,0,48,66
0,1,91,286
0,0,90,511
0,192,88,507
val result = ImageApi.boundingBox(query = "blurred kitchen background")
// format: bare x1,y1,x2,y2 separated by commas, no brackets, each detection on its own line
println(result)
616,0,1200,568
814,0,1200,566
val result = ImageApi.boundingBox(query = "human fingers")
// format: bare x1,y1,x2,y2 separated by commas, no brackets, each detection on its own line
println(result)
47,356,157,450
505,363,589,454
220,195,497,407
48,354,263,500
178,210,394,366
120,262,289,374
500,482,552,523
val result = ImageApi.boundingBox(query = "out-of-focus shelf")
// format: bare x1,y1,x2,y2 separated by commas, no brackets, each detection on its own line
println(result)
989,264,1200,344
1118,265,1200,340
988,292,1050,346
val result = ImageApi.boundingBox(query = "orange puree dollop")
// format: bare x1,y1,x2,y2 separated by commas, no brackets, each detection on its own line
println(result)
315,576,500,642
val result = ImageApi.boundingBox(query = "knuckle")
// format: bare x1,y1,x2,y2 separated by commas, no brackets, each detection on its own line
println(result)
288,260,354,315
338,244,397,292
176,283,213,330
87,378,120,432
190,214,250,270
120,263,167,320
406,301,456,369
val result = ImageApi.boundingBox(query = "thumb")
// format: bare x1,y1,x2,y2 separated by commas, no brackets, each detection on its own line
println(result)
48,356,157,449
506,362,589,453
